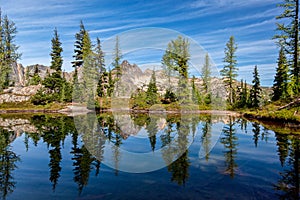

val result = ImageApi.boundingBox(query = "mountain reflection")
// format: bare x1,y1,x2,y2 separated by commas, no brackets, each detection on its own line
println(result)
0,113,299,199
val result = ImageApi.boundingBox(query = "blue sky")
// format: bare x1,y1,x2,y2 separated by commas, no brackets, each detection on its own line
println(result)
1,0,282,86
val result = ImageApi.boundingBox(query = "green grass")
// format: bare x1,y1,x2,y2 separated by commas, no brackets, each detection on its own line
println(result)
0,101,67,111
242,102,300,124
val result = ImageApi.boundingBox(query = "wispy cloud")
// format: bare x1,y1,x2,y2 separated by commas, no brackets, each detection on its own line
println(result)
0,0,281,86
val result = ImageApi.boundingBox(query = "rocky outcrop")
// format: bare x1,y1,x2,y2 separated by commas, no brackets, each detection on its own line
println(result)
8,63,73,87
0,117,38,140
0,85,42,103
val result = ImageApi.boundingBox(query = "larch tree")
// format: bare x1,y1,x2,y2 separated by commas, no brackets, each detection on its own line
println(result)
112,36,122,96
162,35,190,79
201,53,211,94
249,66,262,108
162,36,190,103
221,36,238,106
113,35,122,79
272,46,289,101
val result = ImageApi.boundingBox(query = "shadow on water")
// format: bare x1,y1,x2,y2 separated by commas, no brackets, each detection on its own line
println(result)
0,113,298,199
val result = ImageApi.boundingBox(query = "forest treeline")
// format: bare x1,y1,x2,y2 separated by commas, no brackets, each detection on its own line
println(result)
0,0,299,111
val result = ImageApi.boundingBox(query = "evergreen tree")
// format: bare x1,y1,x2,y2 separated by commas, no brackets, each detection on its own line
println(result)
113,36,122,80
0,9,4,89
237,79,248,108
60,73,72,102
252,122,260,147
221,36,238,106
94,37,105,74
95,37,106,98
31,29,69,104
0,128,20,200
191,76,200,104
97,72,108,97
46,28,64,100
162,36,190,104
82,31,93,60
220,117,238,178
249,66,262,108
82,31,97,108
71,21,86,100
72,67,81,102
146,70,159,105
72,21,86,69
274,0,300,94
273,46,289,101
162,35,190,79
29,65,41,85
50,28,63,71
162,88,177,104
201,53,211,94
243,80,248,107
0,12,20,91
107,68,114,97
112,36,122,97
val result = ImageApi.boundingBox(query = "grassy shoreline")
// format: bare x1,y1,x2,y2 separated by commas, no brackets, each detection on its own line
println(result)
0,101,299,125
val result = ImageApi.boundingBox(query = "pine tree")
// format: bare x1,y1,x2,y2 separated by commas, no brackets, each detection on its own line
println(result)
274,0,299,94
249,66,262,108
50,28,63,72
272,46,289,101
146,70,159,105
201,53,211,94
221,36,238,106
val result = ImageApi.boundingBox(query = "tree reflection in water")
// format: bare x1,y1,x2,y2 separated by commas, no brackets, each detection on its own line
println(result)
0,128,20,200
0,113,299,199
220,117,238,178
275,133,300,199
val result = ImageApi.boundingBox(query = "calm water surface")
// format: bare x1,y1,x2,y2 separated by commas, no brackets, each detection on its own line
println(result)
0,113,299,200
